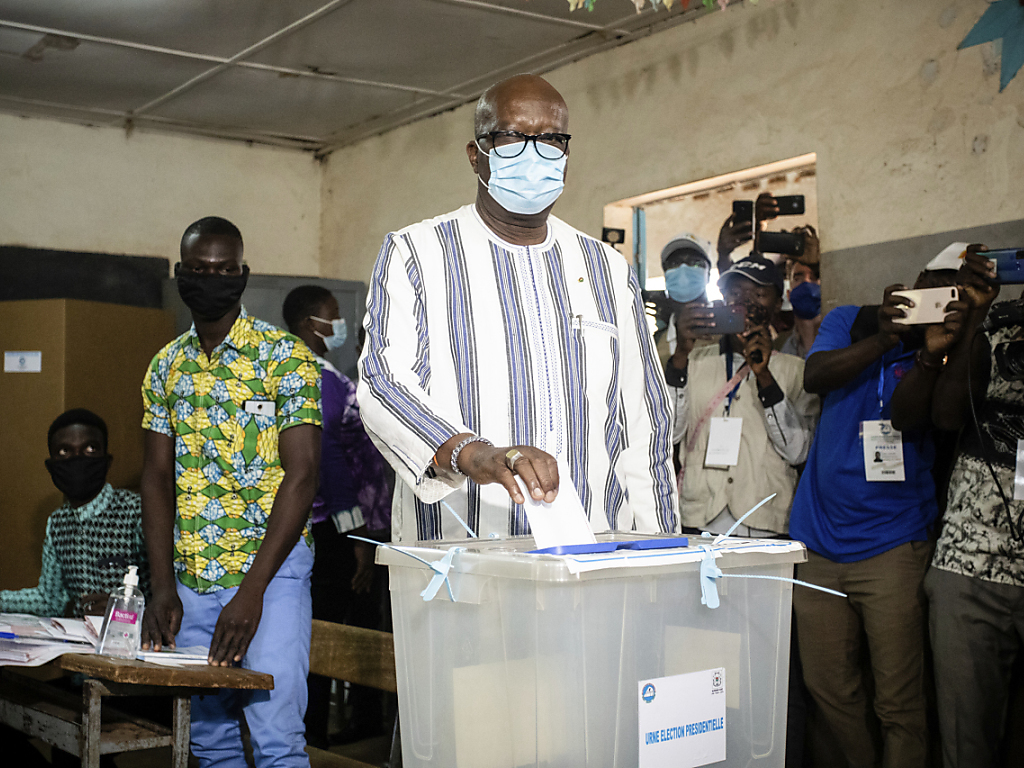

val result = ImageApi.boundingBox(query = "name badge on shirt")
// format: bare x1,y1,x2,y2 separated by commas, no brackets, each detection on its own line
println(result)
705,417,742,468
244,400,276,417
862,419,905,482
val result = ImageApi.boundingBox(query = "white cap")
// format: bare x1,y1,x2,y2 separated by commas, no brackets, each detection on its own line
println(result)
926,242,969,272
123,565,139,588
660,232,715,269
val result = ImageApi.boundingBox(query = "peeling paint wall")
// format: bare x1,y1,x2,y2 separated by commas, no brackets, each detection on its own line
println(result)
0,114,322,276
320,0,1024,299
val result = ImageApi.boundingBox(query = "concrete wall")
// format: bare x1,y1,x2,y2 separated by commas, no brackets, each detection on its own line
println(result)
0,114,322,276
320,0,1024,297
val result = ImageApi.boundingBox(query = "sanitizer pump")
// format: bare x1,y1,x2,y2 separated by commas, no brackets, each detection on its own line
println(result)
97,565,145,658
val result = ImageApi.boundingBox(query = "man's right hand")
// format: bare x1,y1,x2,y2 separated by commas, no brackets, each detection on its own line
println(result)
717,214,753,262
877,284,912,349
957,244,999,309
456,441,559,505
141,586,182,651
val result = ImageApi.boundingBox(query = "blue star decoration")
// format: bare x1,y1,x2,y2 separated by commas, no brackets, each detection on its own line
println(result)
959,0,1024,91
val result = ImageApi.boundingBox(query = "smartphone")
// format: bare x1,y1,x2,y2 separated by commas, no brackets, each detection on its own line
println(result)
732,200,753,221
758,230,805,257
892,286,959,325
991,248,1024,285
775,195,805,215
693,304,746,336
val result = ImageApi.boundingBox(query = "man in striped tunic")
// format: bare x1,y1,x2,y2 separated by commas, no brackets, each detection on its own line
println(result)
358,74,677,542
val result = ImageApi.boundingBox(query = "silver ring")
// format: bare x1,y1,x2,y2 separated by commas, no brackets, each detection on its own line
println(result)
505,449,524,472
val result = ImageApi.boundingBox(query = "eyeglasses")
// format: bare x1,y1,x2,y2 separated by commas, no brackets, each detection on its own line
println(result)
477,131,572,160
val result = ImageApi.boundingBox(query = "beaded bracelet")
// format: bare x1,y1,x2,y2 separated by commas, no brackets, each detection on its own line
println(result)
450,435,493,475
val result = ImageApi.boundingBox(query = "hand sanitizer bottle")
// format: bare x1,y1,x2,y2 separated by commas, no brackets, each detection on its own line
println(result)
97,565,145,659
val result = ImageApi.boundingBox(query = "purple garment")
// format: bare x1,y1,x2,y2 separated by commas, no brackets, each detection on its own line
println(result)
312,360,392,531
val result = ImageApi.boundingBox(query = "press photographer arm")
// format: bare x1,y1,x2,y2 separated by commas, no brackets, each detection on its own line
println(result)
931,246,1000,431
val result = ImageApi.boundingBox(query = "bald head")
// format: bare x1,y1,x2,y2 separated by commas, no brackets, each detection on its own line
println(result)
474,75,568,137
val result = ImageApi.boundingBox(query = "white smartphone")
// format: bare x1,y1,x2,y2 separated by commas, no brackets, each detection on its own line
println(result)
892,286,959,325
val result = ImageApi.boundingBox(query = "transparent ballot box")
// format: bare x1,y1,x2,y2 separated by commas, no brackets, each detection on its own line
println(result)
378,532,806,768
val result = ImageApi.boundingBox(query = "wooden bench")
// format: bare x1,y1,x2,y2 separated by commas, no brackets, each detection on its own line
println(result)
305,620,401,768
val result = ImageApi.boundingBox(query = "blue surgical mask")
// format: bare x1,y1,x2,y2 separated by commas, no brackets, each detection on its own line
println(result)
477,140,566,215
311,316,347,350
664,264,709,304
789,281,821,320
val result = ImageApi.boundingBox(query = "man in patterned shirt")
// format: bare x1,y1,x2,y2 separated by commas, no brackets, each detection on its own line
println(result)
140,217,322,768
1,408,148,617
900,245,1024,768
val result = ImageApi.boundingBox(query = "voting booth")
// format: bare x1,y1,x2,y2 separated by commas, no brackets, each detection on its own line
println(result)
379,533,805,768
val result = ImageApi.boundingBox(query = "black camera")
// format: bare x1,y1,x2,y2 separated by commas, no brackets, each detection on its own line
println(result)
733,195,806,256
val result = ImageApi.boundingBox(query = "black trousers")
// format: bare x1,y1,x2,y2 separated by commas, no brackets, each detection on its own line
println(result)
304,519,384,746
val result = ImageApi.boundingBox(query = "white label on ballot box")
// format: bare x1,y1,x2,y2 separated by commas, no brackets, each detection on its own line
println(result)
638,668,726,768
862,419,905,482
705,418,742,468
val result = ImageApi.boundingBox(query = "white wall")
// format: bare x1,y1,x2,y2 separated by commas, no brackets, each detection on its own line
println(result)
320,0,1024,287
0,114,322,276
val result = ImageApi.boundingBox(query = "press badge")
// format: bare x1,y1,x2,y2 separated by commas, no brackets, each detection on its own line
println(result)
705,418,742,468
862,420,905,482
244,400,276,417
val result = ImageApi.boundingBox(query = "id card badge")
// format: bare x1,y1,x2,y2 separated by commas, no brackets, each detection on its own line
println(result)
705,417,742,468
862,420,905,481
244,400,276,417
1014,439,1024,501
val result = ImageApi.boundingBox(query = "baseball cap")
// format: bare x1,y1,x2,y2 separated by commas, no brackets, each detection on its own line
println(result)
717,255,785,296
660,232,715,269
925,242,969,272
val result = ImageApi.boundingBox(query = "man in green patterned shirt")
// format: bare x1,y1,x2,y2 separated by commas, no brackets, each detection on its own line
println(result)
140,217,321,768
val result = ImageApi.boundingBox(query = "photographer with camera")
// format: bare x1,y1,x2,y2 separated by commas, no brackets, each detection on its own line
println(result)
668,256,818,537
789,253,964,768
896,244,1024,768
780,228,823,359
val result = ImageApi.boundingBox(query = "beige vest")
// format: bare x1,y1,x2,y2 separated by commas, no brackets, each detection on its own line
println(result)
680,345,818,534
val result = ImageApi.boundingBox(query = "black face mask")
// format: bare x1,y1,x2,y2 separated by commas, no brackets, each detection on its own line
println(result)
45,455,109,502
175,264,250,321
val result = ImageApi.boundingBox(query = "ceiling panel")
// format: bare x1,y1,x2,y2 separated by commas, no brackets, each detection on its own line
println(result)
146,65,428,141
250,0,632,93
0,0,706,152
0,28,213,113
0,0,336,58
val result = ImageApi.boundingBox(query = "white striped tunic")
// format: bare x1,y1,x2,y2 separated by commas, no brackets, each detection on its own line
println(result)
357,204,677,542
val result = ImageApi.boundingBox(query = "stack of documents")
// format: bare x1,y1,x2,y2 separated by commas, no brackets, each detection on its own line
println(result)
0,613,98,667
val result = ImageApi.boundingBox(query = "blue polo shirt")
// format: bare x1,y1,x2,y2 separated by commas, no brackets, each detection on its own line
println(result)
789,305,938,562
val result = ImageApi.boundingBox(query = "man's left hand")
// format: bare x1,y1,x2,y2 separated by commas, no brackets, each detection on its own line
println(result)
78,592,108,616
741,325,773,383
208,585,263,666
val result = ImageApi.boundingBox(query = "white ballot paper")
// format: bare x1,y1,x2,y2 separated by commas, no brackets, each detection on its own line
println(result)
516,454,596,551
638,668,727,768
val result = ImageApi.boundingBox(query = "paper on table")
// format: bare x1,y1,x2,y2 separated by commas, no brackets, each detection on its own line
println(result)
515,455,596,551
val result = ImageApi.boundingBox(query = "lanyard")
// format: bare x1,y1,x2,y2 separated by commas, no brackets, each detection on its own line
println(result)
877,360,887,418
724,346,744,416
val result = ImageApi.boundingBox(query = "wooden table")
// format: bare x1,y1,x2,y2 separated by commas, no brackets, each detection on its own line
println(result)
0,654,273,768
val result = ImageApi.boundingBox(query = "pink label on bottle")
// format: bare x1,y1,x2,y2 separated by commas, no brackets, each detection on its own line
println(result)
112,609,137,624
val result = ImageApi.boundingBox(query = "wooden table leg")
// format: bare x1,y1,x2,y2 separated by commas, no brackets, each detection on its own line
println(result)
81,678,103,768
171,694,190,768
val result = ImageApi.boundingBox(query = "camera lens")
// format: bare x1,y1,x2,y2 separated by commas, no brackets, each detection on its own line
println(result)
995,341,1024,382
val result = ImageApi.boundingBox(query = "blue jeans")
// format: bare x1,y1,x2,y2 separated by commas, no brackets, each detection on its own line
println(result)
176,542,314,768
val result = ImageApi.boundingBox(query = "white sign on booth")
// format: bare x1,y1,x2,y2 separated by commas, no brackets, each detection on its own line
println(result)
638,668,726,768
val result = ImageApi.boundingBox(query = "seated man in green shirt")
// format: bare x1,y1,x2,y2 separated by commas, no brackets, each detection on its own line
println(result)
0,408,149,617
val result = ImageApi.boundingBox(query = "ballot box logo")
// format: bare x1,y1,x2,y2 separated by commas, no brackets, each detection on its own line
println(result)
712,671,722,690
642,683,657,703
